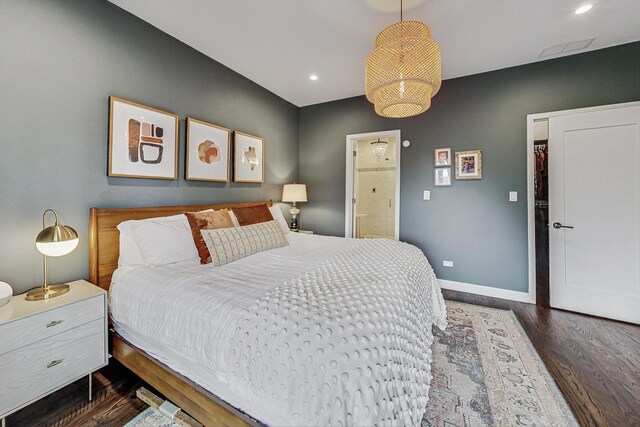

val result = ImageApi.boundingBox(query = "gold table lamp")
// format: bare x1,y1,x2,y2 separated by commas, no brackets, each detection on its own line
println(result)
26,209,79,301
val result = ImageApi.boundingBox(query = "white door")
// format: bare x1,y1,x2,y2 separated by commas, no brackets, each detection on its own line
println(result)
549,105,640,324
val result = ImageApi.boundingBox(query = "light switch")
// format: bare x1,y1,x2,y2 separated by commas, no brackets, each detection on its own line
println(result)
443,260,454,267
423,191,431,200
509,191,518,202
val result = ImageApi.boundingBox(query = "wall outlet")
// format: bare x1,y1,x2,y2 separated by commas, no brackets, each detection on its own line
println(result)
443,260,454,267
423,191,431,200
509,191,518,202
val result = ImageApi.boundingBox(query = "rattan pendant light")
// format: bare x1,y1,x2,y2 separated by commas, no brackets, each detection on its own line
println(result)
365,0,442,118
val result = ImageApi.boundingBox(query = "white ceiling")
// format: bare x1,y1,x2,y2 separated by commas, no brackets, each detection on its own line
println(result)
109,0,640,107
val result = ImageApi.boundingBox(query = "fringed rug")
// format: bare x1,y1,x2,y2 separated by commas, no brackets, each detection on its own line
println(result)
125,302,577,427
422,301,577,426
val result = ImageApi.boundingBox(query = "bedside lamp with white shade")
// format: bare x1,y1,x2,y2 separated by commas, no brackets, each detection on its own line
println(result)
26,209,79,301
282,184,307,232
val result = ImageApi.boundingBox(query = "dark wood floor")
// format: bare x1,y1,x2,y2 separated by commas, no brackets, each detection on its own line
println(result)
7,292,640,427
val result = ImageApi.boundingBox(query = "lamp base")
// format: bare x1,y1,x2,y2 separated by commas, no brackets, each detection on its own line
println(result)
25,284,70,301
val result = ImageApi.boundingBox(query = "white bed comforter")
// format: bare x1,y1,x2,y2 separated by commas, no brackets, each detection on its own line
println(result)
110,233,446,426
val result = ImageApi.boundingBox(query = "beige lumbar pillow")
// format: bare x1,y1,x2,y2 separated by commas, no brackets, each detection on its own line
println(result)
200,220,288,266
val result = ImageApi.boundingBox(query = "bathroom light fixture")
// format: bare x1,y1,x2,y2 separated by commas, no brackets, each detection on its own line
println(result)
365,0,441,118
309,74,319,81
574,5,592,14
371,139,389,160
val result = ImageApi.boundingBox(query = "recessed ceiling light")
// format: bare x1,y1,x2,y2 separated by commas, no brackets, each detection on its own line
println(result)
309,74,319,81
574,5,592,14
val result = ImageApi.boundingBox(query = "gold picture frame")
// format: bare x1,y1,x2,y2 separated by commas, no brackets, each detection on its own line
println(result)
108,96,179,180
185,117,231,182
233,131,264,183
455,150,482,180
434,147,451,166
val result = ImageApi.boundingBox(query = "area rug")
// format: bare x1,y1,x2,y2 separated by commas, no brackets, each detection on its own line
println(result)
125,407,179,427
125,301,578,427
422,301,578,427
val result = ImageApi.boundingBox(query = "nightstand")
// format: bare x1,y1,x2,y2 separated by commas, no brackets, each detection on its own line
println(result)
298,230,314,235
0,280,108,425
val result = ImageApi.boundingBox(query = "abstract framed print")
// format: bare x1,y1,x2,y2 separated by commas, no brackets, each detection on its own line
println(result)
233,131,264,183
434,147,451,166
185,118,231,182
455,150,482,180
108,96,178,179
435,167,452,186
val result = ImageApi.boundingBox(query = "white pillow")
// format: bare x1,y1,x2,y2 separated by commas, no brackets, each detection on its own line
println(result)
118,214,199,267
269,206,290,234
117,232,144,267
228,210,240,227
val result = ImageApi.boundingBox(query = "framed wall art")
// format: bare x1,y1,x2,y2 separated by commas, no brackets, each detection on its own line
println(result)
108,96,178,179
435,167,452,186
434,147,451,166
455,150,482,180
185,118,231,182
233,131,264,183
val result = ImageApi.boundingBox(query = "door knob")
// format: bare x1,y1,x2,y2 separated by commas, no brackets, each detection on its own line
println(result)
553,222,574,229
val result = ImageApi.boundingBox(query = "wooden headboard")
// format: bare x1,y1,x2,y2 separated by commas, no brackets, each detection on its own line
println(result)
89,200,273,290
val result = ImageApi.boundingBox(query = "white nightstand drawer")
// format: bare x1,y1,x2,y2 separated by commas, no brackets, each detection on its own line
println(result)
0,295,104,356
0,318,106,416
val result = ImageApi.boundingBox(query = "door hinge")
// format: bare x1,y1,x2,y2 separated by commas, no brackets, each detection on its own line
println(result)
352,197,356,204
353,151,357,157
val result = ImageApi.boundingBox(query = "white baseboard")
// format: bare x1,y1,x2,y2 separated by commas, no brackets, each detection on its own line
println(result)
438,279,534,304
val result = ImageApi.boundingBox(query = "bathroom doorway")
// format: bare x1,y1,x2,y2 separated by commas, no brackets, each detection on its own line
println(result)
345,130,400,240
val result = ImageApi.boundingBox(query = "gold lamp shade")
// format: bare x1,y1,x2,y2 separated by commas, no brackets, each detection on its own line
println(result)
27,209,79,301
36,224,79,257
365,20,442,118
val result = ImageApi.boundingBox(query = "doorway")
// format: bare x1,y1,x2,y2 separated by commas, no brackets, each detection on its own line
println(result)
345,130,401,240
527,102,640,323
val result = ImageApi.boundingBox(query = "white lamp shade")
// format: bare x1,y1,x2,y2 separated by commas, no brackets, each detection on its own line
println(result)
282,184,308,203
36,238,79,257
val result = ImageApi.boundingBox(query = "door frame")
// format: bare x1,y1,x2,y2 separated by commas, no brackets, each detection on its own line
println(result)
345,129,401,240
526,101,640,305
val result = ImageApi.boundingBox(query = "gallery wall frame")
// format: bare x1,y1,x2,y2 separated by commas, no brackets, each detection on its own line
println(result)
455,150,482,180
185,117,231,182
108,96,179,180
233,131,264,183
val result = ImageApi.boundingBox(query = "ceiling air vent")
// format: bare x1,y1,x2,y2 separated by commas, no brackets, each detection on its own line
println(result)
538,38,596,58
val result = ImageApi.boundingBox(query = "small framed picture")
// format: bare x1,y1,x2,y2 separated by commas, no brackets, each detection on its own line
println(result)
435,168,452,186
455,150,482,180
234,131,264,183
185,118,231,182
434,148,451,166
108,96,178,179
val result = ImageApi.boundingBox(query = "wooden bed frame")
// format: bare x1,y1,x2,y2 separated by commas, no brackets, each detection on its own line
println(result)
89,201,272,427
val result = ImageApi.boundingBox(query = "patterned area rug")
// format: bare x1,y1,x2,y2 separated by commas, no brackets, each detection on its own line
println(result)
423,301,578,427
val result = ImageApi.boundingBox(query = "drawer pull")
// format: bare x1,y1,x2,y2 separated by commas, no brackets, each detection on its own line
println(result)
46,320,63,328
47,359,63,368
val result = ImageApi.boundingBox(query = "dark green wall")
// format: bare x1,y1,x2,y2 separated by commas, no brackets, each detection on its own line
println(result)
299,42,640,292
0,0,299,293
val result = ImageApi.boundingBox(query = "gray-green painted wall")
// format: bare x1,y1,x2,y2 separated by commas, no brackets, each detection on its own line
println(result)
0,1,299,293
299,42,640,292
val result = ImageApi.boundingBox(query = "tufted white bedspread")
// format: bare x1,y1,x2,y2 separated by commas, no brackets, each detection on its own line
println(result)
110,233,446,426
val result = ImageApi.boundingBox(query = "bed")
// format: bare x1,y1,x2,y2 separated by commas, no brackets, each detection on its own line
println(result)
89,201,447,426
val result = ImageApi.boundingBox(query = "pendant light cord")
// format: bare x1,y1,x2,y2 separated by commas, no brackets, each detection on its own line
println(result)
400,0,403,22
